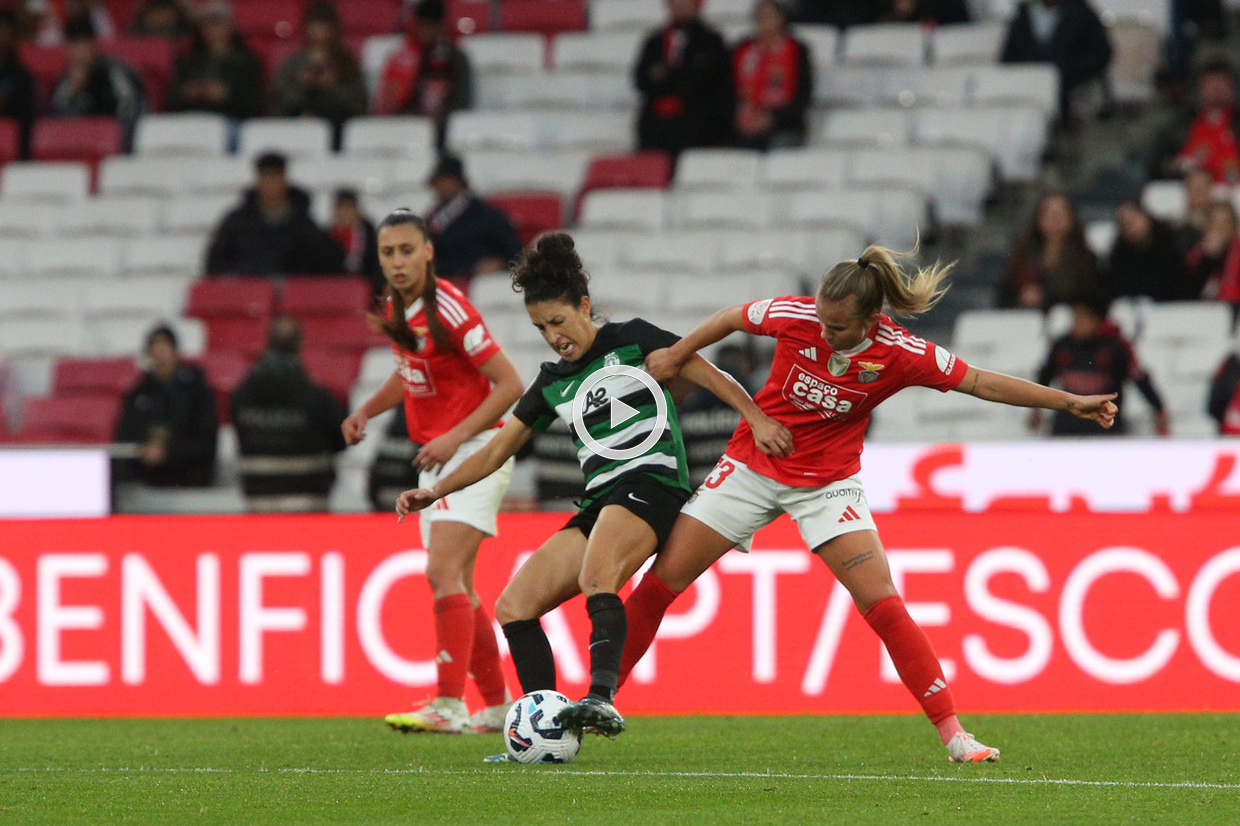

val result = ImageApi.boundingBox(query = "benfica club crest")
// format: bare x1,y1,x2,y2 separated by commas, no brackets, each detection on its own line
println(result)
857,361,885,383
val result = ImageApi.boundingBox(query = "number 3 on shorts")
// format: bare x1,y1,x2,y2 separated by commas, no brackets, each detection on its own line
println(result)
704,459,736,489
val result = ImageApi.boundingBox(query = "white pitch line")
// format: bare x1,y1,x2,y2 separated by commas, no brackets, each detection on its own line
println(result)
6,767,1239,791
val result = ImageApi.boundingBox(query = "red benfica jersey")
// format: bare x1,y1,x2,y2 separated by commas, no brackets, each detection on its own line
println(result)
727,296,969,486
391,281,502,444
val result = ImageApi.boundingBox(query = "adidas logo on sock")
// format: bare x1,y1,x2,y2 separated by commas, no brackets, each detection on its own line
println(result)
436,650,454,664
922,678,947,697
838,505,860,523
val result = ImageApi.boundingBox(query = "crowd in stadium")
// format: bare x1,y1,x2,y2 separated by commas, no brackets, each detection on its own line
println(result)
0,0,1237,515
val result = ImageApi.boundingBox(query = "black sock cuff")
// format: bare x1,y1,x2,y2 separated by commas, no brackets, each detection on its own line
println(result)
585,592,623,615
501,618,542,639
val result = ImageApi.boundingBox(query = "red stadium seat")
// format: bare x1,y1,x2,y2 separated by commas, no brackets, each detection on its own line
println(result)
339,0,400,37
195,350,251,424
575,151,673,217
31,117,123,179
0,119,21,167
103,37,176,112
498,0,587,35
300,315,388,355
18,44,66,110
187,278,277,357
302,347,361,405
488,191,563,245
448,0,493,35
54,357,139,398
233,0,303,39
281,275,374,318
12,394,122,444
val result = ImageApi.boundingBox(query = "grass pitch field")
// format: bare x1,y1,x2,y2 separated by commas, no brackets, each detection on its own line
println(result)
0,714,1235,825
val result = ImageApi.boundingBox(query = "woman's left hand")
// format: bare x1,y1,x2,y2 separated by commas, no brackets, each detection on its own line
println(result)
750,412,794,458
414,431,465,472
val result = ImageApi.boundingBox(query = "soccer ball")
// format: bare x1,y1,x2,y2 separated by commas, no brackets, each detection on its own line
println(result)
504,690,583,764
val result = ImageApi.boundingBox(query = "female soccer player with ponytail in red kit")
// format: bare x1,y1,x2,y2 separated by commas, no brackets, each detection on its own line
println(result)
620,245,1119,763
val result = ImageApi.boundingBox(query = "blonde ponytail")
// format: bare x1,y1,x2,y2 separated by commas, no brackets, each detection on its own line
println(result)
817,244,952,319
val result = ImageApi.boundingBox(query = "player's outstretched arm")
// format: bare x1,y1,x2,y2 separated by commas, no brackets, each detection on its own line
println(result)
342,371,404,444
395,417,534,521
679,354,793,458
953,366,1118,428
646,305,748,382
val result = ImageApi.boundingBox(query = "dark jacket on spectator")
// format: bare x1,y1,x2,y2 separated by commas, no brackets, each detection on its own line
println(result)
425,191,522,281
635,17,734,157
0,50,34,158
231,351,346,512
50,54,143,138
206,185,346,276
999,234,1100,309
1207,352,1240,433
1000,0,1112,119
114,362,218,487
166,31,262,120
1036,321,1164,435
1105,219,1187,302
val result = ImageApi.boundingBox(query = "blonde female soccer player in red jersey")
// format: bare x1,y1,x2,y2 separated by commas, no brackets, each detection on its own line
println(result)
342,209,524,734
619,245,1119,763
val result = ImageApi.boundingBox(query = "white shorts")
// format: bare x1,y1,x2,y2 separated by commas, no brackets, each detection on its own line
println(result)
416,429,514,548
679,454,877,552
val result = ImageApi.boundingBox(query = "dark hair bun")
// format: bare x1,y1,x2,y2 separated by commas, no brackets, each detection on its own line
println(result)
511,231,589,305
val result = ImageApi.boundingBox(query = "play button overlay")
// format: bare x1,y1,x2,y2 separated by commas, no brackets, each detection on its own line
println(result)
572,364,668,462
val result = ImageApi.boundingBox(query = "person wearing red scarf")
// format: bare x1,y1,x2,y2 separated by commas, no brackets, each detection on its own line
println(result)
635,0,733,160
1150,59,1240,182
731,0,812,150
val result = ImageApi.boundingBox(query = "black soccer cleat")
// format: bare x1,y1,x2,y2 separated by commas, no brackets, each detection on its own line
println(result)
557,697,626,739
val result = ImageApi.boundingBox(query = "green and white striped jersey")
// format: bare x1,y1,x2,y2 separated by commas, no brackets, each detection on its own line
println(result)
512,319,690,506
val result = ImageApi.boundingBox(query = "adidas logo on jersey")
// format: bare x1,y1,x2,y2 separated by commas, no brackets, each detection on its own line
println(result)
798,347,817,361
838,505,861,523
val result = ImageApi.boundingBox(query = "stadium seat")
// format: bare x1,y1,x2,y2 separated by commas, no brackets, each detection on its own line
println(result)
103,37,175,111
60,196,162,238
815,108,911,148
488,192,563,245
0,238,26,278
618,230,722,273
666,272,764,312
457,33,546,73
954,308,1045,351
476,72,634,111
160,192,236,236
564,228,642,272
760,147,850,190
98,155,190,197
341,115,436,159
0,317,85,357
808,227,869,272
196,349,251,423
702,0,754,25
1084,219,1117,257
1142,302,1234,349
357,345,397,385
17,44,66,110
499,0,586,34
232,0,302,46
186,278,277,356
281,275,373,319
580,151,672,194
1108,20,1161,104
0,202,53,238
460,149,590,198
675,149,763,190
1095,0,1170,32
121,237,205,279
931,22,1004,65
839,23,926,66
134,112,230,157
446,110,540,153
299,314,388,355
237,118,333,161
792,24,839,67
11,394,122,444
878,66,972,108
551,31,643,72
302,347,361,405
0,278,78,319
31,117,122,173
83,276,187,321
0,118,20,168
588,270,669,313
913,105,1048,184
970,65,1060,121
182,157,253,196
447,0,493,35
360,33,404,101
589,0,663,32
718,229,816,274
540,111,633,152
812,64,890,107
777,188,883,238
296,157,392,197
25,238,124,279
338,0,400,37
1141,180,1187,221
671,189,773,231
1,161,91,202
579,189,668,231
54,357,139,398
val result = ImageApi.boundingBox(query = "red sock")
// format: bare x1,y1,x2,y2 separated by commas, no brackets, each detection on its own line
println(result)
433,594,474,699
618,572,679,689
863,595,956,725
469,604,509,706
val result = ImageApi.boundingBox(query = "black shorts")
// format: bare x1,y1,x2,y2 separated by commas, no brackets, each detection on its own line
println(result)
563,473,690,549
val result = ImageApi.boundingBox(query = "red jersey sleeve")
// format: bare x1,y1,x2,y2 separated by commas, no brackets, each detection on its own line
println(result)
741,296,816,337
437,287,502,369
903,338,970,392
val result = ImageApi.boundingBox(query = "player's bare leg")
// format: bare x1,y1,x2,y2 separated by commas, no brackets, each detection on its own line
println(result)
815,530,999,762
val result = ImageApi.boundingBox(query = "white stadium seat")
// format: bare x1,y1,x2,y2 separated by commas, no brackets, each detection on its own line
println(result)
760,147,850,190
122,237,204,279
563,228,641,272
360,33,403,100
82,276,187,320
237,118,332,161
459,149,590,198
0,279,79,319
879,66,973,108
59,197,163,238
0,238,26,278
552,31,643,71
579,189,669,231
0,202,52,238
446,111,540,153
813,65,889,107
0,318,85,357
134,112,229,157
718,229,816,274
1141,180,1187,221
295,157,392,196
791,24,839,67
97,155,192,197
590,0,664,31
675,148,763,190
839,23,926,66
970,65,1060,120
341,116,436,160
1095,0,1170,33
671,189,773,231
618,230,723,273
1,162,90,202
931,22,1004,65
161,193,236,235
1084,219,1117,257
777,188,883,238
458,33,545,73
182,157,253,195
588,270,669,313
815,108,911,148
24,238,124,280
540,111,633,152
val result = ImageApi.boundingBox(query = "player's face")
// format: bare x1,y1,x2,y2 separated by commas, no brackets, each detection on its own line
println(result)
526,297,597,361
816,294,877,352
378,223,433,298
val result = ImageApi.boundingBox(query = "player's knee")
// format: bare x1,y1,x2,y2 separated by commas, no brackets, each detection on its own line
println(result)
494,587,531,625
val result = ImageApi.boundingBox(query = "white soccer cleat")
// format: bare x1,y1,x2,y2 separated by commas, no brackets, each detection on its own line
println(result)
946,731,1001,763
467,703,510,734
384,697,470,734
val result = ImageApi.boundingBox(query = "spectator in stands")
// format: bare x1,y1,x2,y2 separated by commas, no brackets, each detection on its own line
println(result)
270,1,368,150
129,0,194,39
231,316,347,513
1183,201,1240,309
373,0,472,149
878,0,970,25
1031,291,1169,437
1174,169,1216,256
1000,191,1100,309
114,324,218,487
1148,59,1239,185
166,1,262,126
49,15,143,145
1000,0,1112,123
31,0,115,46
206,151,346,276
1207,339,1240,435
424,154,522,285
327,188,384,297
635,0,733,161
731,0,812,151
1106,200,1186,302
0,11,35,159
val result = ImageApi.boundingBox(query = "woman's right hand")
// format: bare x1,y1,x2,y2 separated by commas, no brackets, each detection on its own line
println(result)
646,347,687,383
396,488,438,521
342,411,368,445
750,412,793,459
